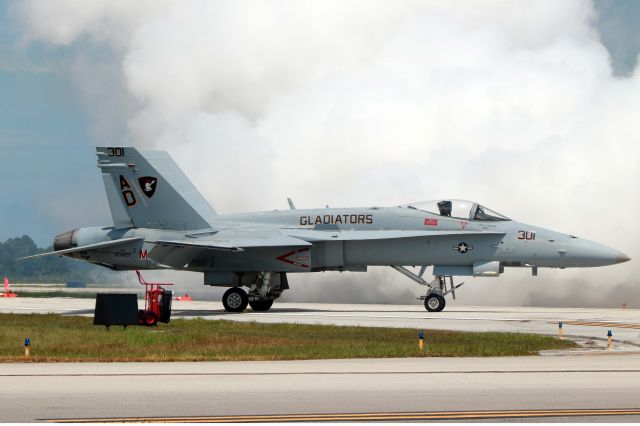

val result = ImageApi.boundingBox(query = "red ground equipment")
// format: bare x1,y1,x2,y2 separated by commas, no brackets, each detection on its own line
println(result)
2,277,16,298
136,270,173,326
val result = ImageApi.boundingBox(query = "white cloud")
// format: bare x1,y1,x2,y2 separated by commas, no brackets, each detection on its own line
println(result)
15,0,639,306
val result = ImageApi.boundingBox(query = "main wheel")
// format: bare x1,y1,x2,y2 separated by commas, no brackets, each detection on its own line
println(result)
424,294,446,312
249,299,273,312
222,287,248,312
143,311,158,326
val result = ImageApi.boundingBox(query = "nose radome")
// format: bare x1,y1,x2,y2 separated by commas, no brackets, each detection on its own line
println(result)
567,238,630,267
616,252,631,264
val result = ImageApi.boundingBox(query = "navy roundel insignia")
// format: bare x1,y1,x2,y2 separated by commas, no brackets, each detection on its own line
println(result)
453,242,473,254
138,176,158,198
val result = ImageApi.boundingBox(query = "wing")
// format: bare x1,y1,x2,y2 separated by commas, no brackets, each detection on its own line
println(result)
147,229,504,252
285,229,505,242
150,233,311,252
146,229,312,269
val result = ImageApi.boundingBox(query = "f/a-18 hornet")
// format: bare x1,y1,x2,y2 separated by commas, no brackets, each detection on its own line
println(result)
25,146,630,312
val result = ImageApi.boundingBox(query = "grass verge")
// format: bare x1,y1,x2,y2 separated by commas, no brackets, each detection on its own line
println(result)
0,313,577,362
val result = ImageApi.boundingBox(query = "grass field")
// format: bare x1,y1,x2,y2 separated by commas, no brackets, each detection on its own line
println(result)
0,313,577,362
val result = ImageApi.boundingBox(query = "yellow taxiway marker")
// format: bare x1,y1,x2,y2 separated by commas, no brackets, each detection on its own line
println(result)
48,408,640,423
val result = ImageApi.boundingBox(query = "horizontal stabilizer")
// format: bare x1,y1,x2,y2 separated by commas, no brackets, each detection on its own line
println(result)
17,237,144,260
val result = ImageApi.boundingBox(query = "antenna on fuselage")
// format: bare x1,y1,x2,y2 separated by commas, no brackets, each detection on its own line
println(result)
287,198,296,210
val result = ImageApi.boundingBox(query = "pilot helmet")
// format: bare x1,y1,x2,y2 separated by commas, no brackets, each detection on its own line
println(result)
437,200,452,216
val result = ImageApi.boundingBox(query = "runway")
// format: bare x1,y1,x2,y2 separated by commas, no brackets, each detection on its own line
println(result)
2,299,640,421
3,297,640,349
2,356,640,422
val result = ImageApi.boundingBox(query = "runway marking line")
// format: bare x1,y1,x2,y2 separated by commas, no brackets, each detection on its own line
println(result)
562,320,640,329
47,408,640,423
8,369,640,378
245,312,535,322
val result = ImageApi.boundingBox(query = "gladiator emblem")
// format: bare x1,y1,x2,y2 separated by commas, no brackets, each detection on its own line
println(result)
138,177,158,198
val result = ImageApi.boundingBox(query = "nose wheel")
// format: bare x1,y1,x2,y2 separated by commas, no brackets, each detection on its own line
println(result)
424,294,446,312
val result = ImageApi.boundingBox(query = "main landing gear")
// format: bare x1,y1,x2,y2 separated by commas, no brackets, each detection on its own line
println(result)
221,287,276,312
221,272,286,313
390,266,464,312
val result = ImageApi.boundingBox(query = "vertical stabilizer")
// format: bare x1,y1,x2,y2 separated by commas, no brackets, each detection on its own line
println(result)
97,147,216,230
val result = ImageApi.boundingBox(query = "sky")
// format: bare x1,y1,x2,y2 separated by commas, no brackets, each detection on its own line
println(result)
0,0,639,306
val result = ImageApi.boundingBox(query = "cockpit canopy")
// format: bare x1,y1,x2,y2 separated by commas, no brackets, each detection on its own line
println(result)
401,199,510,222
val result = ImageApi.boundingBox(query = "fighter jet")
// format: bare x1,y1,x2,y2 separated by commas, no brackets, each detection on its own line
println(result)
22,146,630,313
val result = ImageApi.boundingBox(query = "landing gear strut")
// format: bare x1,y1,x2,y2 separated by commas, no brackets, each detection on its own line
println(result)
246,272,287,312
390,266,464,312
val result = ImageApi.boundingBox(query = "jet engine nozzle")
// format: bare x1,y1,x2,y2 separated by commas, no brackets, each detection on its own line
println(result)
53,229,78,251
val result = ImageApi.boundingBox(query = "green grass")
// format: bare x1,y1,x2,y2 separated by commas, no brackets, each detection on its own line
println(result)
0,313,577,362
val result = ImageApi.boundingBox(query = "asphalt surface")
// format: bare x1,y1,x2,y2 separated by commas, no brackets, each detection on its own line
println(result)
2,298,640,421
2,356,640,422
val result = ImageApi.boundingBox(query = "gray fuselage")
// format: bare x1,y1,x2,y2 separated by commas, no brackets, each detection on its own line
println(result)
59,205,628,275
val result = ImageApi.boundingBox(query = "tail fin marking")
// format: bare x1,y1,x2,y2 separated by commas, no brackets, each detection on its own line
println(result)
97,147,216,230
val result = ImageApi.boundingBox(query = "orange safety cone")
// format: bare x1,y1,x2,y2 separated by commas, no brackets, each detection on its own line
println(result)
176,293,192,302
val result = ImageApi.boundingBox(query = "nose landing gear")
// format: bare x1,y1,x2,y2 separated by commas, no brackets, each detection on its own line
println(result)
390,266,464,312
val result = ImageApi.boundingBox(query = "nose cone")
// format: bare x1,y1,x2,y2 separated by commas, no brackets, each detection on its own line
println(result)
567,238,630,267
616,252,631,264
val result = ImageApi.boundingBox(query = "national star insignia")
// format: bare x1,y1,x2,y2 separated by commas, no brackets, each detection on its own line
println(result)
454,242,473,253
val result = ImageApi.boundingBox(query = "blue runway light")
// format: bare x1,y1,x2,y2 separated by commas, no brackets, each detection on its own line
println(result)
558,321,564,339
418,331,425,339
24,338,31,357
607,330,612,337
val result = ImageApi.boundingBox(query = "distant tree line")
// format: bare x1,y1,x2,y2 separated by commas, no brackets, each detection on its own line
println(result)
0,235,120,283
